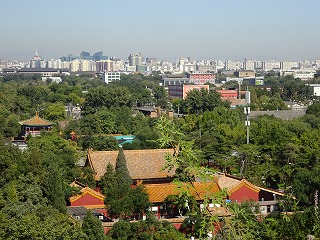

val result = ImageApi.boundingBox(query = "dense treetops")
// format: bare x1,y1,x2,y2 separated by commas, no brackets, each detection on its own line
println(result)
1,72,320,238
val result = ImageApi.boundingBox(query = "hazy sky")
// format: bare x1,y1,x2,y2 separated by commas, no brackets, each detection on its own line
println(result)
1,0,319,61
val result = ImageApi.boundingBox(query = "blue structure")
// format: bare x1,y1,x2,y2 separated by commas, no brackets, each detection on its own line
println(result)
113,135,135,146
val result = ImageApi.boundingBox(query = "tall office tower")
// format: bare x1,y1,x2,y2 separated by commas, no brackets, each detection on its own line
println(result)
128,53,142,66
80,51,92,60
93,51,108,61
60,54,75,62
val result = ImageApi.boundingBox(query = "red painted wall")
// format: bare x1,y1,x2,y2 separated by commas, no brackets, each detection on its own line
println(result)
71,193,104,207
173,223,182,230
230,185,259,202
104,227,111,235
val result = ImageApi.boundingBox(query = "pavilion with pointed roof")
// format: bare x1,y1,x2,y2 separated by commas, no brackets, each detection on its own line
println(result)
19,112,53,137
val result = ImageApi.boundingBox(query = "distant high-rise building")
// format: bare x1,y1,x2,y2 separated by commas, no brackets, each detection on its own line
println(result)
146,58,156,63
93,51,108,61
280,61,298,70
80,51,92,60
225,60,241,71
60,54,75,62
95,60,113,72
0,59,8,71
79,60,96,71
128,53,142,67
262,60,280,71
243,59,255,71
79,51,107,61
70,60,80,72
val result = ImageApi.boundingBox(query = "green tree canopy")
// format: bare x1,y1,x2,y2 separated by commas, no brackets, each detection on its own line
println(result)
82,210,106,240
182,88,230,114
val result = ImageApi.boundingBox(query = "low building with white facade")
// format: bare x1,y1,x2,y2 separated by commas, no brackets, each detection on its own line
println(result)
103,72,121,84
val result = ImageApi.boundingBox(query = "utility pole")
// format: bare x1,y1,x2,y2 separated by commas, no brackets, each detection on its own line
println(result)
244,88,251,144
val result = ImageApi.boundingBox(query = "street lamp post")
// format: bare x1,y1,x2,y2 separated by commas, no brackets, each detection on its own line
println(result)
244,88,251,144
244,105,250,144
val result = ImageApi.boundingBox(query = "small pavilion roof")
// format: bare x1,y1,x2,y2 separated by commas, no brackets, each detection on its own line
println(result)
19,112,53,127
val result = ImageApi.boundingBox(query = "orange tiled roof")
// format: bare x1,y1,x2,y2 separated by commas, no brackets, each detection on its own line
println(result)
144,181,220,203
87,149,175,180
19,112,53,126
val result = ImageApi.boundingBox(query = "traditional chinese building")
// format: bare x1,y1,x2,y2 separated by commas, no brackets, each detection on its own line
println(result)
85,148,175,184
216,173,285,214
19,112,53,138
68,180,105,209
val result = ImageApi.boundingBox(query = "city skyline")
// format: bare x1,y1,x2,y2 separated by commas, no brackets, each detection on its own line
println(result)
1,0,320,62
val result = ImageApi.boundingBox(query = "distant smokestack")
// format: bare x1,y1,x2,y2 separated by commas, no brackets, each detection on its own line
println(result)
238,81,241,99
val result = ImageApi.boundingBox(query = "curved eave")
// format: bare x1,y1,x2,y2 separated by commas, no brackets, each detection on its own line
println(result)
20,123,53,127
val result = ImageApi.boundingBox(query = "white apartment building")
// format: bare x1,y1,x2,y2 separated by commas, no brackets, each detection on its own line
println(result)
103,72,121,84
262,60,280,71
47,59,63,69
283,70,315,80
0,59,7,71
113,60,126,72
80,60,95,72
243,59,255,71
225,60,241,71
293,71,315,80
70,60,80,72
307,84,320,97
196,63,215,72
280,61,298,71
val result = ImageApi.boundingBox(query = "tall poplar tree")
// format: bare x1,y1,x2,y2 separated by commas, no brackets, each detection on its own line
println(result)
104,148,150,219
100,162,116,194
115,147,132,188
43,162,66,213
